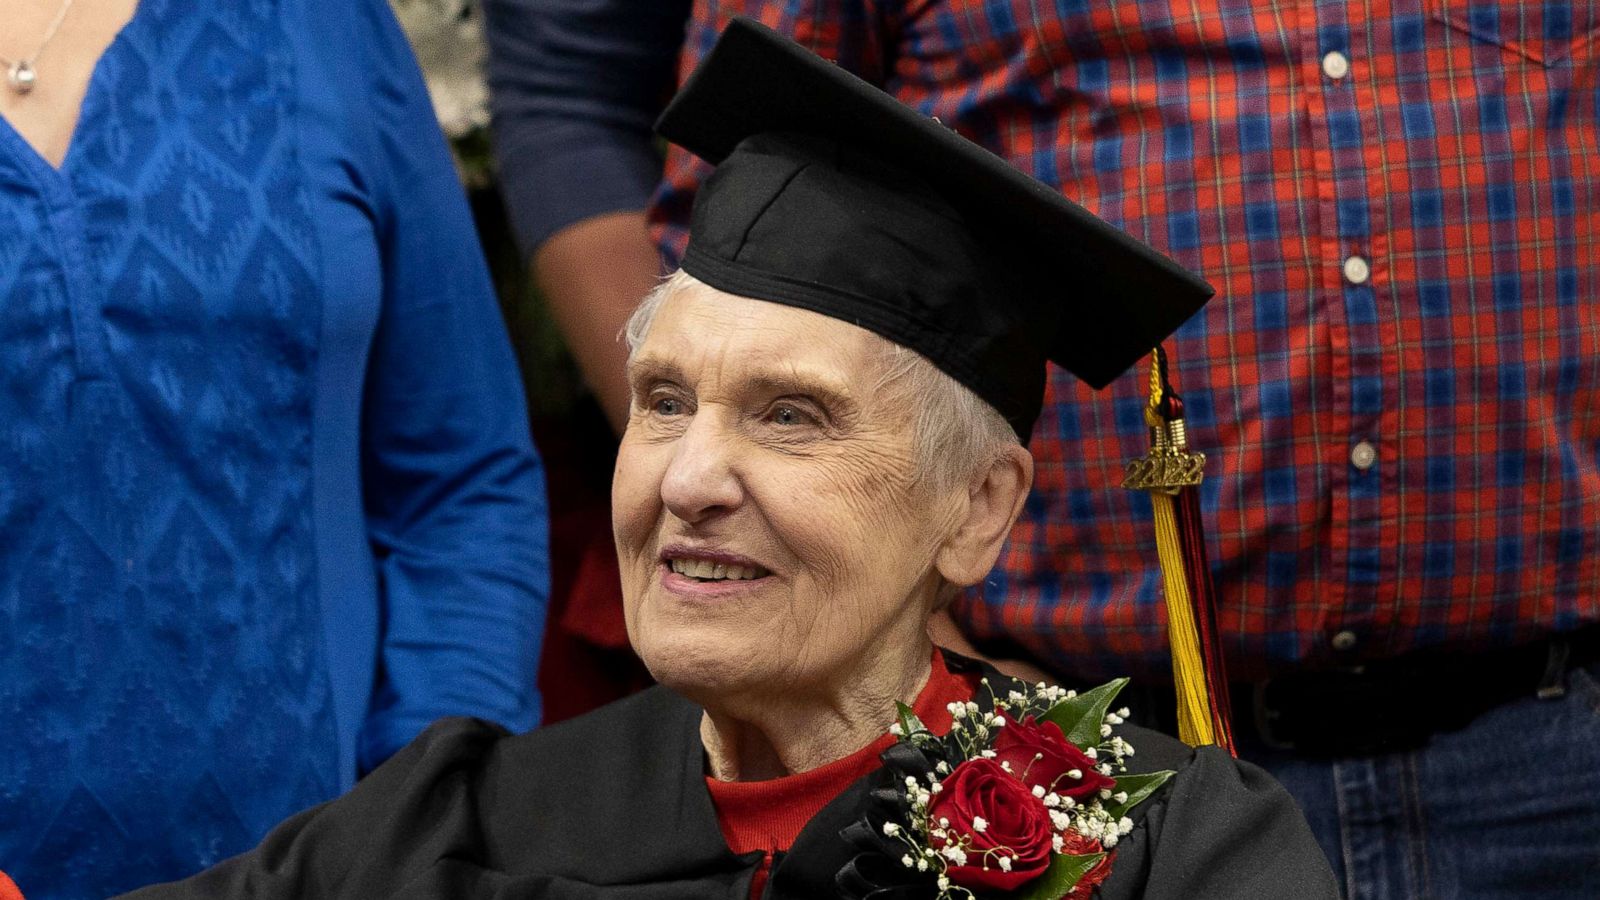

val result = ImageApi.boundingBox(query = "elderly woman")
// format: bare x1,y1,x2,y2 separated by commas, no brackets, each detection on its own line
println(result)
114,20,1337,900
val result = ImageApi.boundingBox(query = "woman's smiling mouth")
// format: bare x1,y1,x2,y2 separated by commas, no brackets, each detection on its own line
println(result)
657,547,775,593
667,558,771,581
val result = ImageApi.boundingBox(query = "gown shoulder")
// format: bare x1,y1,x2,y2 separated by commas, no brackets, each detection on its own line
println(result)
120,688,757,899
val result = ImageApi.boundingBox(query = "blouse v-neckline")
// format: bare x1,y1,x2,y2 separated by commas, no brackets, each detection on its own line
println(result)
0,0,147,182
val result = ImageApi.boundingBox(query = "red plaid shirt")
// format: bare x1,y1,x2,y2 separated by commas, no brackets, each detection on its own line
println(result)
649,0,1600,680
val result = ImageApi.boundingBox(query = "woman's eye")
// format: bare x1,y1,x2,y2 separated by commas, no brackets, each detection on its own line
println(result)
769,404,812,426
652,397,684,416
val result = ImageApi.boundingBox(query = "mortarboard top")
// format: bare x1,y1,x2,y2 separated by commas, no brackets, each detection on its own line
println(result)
655,18,1214,442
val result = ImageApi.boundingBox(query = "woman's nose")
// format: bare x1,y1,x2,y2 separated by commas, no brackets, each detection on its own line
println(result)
659,412,743,524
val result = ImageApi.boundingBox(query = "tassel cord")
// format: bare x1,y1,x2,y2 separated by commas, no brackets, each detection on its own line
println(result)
1150,490,1216,748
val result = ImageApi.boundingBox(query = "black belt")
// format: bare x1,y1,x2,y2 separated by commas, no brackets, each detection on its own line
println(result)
1233,627,1600,757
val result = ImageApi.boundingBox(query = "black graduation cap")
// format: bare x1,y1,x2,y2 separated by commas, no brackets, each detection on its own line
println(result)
655,18,1213,441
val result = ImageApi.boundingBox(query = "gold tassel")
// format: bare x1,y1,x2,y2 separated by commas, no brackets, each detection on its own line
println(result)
1150,490,1215,746
1124,349,1218,748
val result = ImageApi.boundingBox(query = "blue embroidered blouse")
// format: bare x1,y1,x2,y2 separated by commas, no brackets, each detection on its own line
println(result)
0,1,549,896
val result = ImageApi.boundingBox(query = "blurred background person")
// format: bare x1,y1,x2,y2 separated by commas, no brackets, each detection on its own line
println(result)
483,1,1600,896
0,0,549,896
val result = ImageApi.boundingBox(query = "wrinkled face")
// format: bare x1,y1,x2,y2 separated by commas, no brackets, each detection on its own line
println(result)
614,283,957,705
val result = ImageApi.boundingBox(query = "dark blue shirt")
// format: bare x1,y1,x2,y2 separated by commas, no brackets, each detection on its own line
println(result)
484,0,688,255
0,1,549,896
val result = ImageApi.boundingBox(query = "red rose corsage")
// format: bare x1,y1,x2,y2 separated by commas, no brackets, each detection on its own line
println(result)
868,679,1173,900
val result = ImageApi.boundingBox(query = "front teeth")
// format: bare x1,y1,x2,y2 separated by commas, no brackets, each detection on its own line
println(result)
669,558,766,580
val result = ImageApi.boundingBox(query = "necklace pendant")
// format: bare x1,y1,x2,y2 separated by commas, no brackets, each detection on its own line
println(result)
8,61,37,95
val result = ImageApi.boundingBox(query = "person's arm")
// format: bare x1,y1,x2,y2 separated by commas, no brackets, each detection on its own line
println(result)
530,211,661,432
355,0,551,771
484,0,692,431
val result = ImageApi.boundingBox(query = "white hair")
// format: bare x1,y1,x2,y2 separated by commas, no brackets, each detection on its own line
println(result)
623,270,1019,495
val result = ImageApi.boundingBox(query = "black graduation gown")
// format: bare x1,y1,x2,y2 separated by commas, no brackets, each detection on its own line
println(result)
120,660,1339,899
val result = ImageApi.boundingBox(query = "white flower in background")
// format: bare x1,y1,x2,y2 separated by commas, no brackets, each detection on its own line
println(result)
390,0,490,140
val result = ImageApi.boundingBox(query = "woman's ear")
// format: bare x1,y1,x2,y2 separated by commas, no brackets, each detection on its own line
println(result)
935,445,1033,588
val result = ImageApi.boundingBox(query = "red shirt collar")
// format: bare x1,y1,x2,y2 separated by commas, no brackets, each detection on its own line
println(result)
704,647,979,856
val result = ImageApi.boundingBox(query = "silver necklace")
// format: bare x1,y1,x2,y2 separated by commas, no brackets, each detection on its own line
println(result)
1,0,78,95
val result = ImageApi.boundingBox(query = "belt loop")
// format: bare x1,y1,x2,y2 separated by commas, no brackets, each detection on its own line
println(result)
1537,638,1570,700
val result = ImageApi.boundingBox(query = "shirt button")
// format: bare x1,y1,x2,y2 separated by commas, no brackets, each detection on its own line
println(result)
1322,50,1350,80
1331,630,1359,652
1350,440,1377,471
1343,255,1370,285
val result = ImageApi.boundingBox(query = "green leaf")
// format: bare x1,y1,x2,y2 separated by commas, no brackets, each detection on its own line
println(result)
1011,851,1107,900
895,701,927,739
1039,678,1129,747
1104,770,1175,820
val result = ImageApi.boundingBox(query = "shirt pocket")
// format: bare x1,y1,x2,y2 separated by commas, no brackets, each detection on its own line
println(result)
1430,0,1600,66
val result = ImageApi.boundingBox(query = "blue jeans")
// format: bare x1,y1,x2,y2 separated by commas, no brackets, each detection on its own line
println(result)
1240,663,1600,899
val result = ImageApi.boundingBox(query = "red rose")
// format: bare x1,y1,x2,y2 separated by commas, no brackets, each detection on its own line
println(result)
1057,832,1113,900
927,757,1053,891
993,711,1116,802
